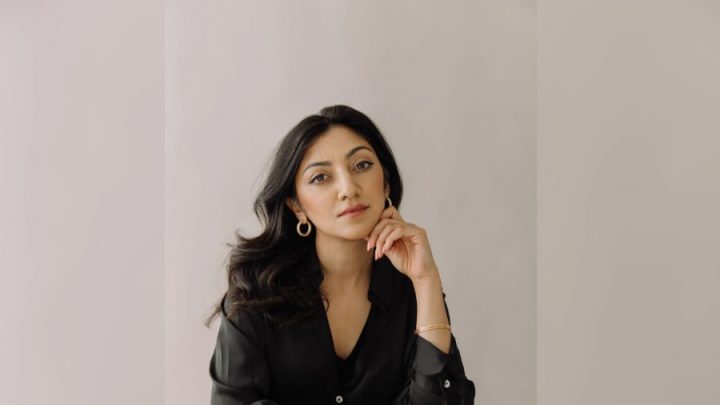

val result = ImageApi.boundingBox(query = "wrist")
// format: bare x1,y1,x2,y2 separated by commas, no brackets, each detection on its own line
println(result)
411,267,442,288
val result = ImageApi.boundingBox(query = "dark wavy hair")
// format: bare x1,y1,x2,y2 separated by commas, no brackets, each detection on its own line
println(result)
205,105,404,330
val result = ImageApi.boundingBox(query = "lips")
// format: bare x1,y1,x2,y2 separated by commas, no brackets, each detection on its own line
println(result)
339,205,368,216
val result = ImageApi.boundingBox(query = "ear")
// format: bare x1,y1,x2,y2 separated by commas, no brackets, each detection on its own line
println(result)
285,197,302,218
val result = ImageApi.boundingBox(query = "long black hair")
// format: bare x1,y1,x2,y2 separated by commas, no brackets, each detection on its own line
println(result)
205,104,404,330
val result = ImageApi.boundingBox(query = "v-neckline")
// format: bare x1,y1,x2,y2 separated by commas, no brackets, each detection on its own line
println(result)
307,253,392,384
323,301,375,363
334,302,373,362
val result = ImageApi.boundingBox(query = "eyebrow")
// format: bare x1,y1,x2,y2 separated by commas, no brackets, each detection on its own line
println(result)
302,146,373,174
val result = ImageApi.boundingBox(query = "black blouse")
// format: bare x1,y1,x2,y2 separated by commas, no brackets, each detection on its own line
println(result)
209,247,475,404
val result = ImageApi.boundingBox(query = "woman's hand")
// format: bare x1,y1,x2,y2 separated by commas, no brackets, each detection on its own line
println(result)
364,205,440,283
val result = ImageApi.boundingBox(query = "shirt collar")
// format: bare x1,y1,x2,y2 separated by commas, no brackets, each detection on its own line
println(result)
305,245,393,312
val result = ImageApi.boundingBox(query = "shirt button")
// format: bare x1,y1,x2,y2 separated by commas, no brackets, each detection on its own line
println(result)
444,379,451,388
335,395,344,403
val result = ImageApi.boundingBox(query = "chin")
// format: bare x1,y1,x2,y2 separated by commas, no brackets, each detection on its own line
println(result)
335,226,373,241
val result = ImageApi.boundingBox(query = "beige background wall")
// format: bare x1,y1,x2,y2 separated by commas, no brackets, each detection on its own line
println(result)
538,1,720,403
166,1,535,404
3,1,718,405
0,1,164,405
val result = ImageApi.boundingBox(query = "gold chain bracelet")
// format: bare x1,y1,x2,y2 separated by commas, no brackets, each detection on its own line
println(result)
414,323,451,335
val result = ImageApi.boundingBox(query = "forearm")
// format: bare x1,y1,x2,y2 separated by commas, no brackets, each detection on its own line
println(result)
402,267,476,404
412,268,451,354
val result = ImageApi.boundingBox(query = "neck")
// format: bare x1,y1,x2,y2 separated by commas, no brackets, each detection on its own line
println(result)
315,233,373,297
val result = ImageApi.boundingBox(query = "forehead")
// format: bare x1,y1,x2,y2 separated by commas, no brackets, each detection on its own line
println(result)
301,126,373,160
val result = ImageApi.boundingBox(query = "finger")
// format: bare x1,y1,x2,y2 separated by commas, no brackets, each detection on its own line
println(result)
375,223,400,259
381,226,405,255
366,218,400,252
367,218,391,252
384,205,404,222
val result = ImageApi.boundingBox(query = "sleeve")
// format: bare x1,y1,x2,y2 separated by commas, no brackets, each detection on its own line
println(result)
209,298,278,405
392,293,476,405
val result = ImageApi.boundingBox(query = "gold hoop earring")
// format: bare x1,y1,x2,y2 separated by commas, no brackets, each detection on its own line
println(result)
386,196,393,208
296,219,312,237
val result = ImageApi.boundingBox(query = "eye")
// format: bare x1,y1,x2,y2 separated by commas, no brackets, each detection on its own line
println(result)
310,173,328,184
356,160,373,170
309,161,374,184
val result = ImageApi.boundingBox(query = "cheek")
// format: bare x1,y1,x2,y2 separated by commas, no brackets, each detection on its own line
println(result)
298,190,336,219
295,188,318,212
371,200,385,219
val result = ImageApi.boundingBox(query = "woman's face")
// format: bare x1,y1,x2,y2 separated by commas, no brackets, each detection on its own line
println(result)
286,125,388,241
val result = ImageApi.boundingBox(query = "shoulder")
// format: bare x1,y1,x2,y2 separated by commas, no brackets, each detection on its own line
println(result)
219,295,267,348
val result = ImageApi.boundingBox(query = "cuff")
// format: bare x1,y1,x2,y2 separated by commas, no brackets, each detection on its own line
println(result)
412,334,466,399
413,334,451,375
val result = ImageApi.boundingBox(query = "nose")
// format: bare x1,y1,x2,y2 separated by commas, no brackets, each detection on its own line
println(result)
337,170,360,200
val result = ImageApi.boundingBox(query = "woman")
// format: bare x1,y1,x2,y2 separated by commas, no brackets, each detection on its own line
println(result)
206,105,475,404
